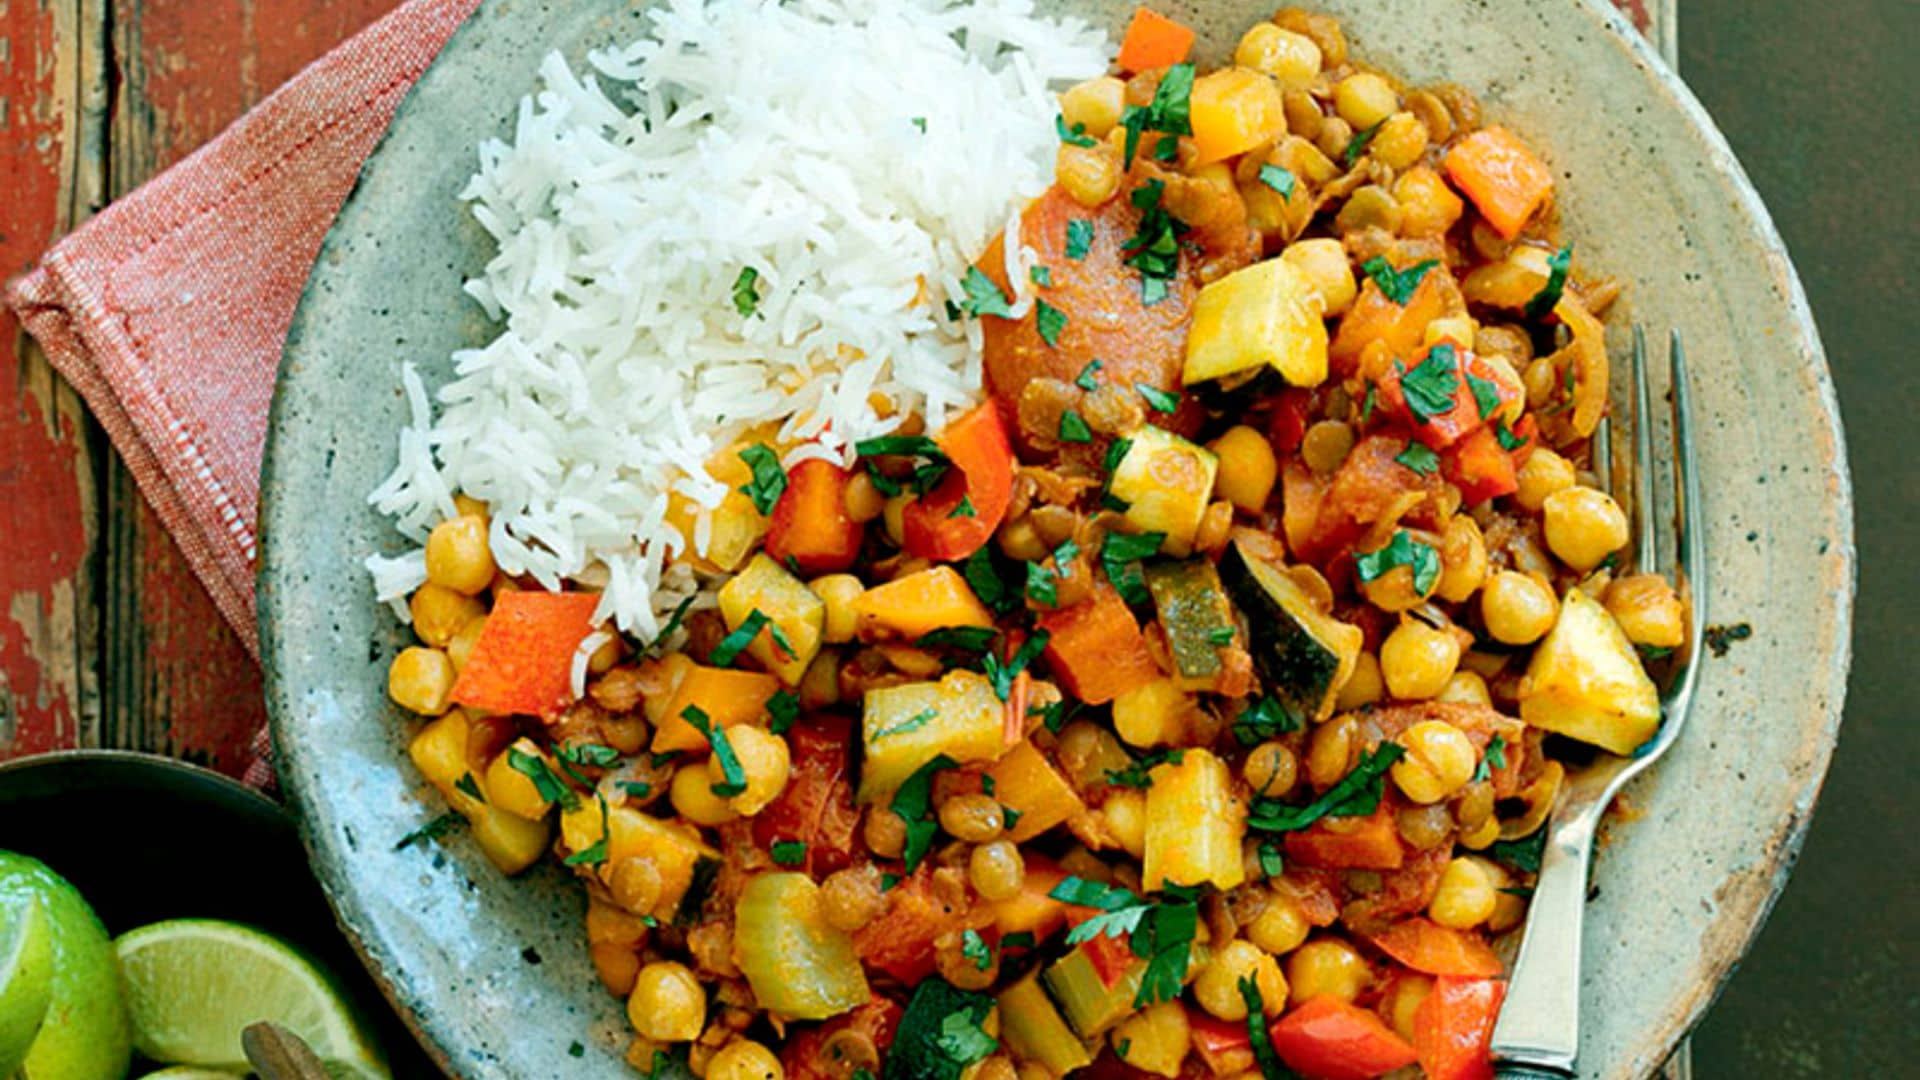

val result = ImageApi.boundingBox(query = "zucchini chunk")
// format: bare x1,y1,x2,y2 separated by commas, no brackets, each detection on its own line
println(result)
1144,559,1239,691
998,973,1095,1074
1182,257,1329,389
1108,426,1219,557
1520,586,1661,754
734,872,870,1020
1217,539,1361,722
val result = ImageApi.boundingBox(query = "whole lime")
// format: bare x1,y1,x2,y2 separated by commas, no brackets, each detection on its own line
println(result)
0,852,132,1080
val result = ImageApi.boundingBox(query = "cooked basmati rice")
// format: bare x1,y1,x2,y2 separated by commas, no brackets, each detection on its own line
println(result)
367,0,1107,638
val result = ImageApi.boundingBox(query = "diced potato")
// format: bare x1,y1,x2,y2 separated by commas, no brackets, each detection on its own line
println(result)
1143,748,1246,891
1109,426,1219,557
851,566,995,641
1520,586,1661,755
470,805,552,875
1189,67,1287,165
734,873,870,1020
408,710,485,815
1183,258,1329,389
988,741,1086,842
642,652,782,753
561,802,720,922
484,737,556,821
718,553,825,684
857,670,1007,802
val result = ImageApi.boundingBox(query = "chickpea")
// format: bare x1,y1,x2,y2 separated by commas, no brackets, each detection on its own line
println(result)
1111,1001,1190,1078
1335,72,1398,132
1314,116,1355,163
1283,90,1325,143
1333,185,1403,238
1235,24,1321,90
1335,652,1385,710
425,514,495,595
1481,571,1558,645
1605,573,1686,648
1210,426,1280,513
1243,741,1299,798
1194,940,1287,1022
863,807,907,859
1360,556,1436,613
452,493,488,519
1391,721,1478,804
1435,515,1489,603
672,763,739,826
1453,780,1496,831
587,898,650,948
710,726,790,816
1305,714,1358,789
1247,894,1310,956
1395,802,1454,850
938,793,1006,843
610,855,665,915
1102,789,1148,858
1057,143,1121,208
1429,856,1498,929
970,840,1025,902
1280,239,1358,317
820,867,886,931
842,471,886,523
446,613,486,673
811,574,865,644
1436,670,1492,706
1394,167,1464,238
1369,111,1429,171
1543,487,1630,571
388,647,454,716
1380,618,1462,700
1457,816,1501,851
628,961,705,1042
708,1040,783,1080
1514,448,1576,511
1485,860,1529,931
1301,420,1355,476
1060,76,1126,138
1274,8,1347,67
409,584,485,648
1381,974,1434,1044
1286,938,1370,1006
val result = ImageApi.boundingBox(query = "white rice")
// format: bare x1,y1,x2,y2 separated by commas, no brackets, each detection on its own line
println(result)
367,0,1107,638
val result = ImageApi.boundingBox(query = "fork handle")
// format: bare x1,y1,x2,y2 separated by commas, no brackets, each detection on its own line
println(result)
1489,812,1600,1075
1495,1067,1577,1080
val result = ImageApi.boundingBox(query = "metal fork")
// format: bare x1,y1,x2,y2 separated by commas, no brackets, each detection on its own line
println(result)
1489,328,1708,1078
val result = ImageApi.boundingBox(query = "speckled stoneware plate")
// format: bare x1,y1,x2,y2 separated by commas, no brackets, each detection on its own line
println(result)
260,1,1854,1076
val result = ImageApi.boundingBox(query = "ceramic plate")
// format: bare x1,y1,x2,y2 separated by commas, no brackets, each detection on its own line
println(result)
261,2,1854,1076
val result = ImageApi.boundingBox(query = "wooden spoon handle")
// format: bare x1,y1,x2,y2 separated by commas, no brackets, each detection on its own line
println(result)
243,1021,335,1080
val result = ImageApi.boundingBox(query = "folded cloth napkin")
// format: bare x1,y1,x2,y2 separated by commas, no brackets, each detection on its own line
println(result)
5,0,480,660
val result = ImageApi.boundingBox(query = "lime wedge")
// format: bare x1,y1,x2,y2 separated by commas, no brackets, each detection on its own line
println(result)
0,851,132,1080
0,893,55,1077
114,920,389,1077
136,1069,246,1079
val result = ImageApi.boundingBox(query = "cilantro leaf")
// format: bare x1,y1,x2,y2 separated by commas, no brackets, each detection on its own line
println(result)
1258,163,1296,198
1466,371,1503,419
1395,441,1440,475
1257,841,1286,879
1233,696,1302,749
984,631,1049,702
876,707,938,741
770,839,808,866
1524,245,1574,321
1354,530,1442,595
1494,420,1528,451
1074,358,1103,390
454,772,485,803
1360,383,1377,424
1118,62,1196,169
1055,113,1097,148
1239,977,1297,1080
508,747,581,811
1066,220,1094,261
1489,824,1549,874
1121,180,1185,306
1024,561,1058,608
855,434,945,460
1100,529,1165,607
890,754,958,872
680,706,748,797
961,545,1021,615
1399,344,1463,422
563,796,612,866
949,494,977,519
1030,265,1053,288
1137,384,1181,414
1049,875,1140,912
737,443,787,515
1105,748,1185,789
1345,119,1383,165
917,626,999,653
1360,256,1440,307
1035,298,1067,347
935,1011,999,1069
1248,743,1407,831
959,266,1014,318
393,812,463,852
961,929,993,971
731,266,763,318
1059,409,1093,444
709,609,769,667
767,689,799,735
1472,734,1509,784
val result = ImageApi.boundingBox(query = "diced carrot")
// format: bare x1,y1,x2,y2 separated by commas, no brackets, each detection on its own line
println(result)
447,590,600,718
853,869,962,983
852,566,995,640
986,855,1070,939
1116,7,1194,72
1444,126,1554,239
1037,585,1163,704
1284,801,1406,870
902,402,1016,561
646,657,782,752
764,458,864,574
1368,918,1505,979
1442,425,1520,505
1329,269,1450,377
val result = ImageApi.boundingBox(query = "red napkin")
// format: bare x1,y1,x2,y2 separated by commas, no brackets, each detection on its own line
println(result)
4,0,480,660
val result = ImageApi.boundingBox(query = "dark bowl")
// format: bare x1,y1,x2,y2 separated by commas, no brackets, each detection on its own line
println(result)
0,750,441,1077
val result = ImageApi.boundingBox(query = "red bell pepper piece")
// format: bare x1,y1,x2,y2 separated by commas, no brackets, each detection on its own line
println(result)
1366,918,1505,979
1377,342,1524,450
1062,903,1137,988
1271,996,1418,1080
781,999,905,1080
750,714,861,875
852,868,961,983
1187,1008,1256,1076
1036,585,1163,705
1116,7,1195,72
447,590,600,718
1413,977,1507,1080
903,402,1015,561
1284,801,1406,871
1268,387,1314,456
1441,425,1520,505
764,458,864,574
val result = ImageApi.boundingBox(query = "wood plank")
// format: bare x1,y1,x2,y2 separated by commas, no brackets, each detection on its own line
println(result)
99,0,404,772
0,0,108,761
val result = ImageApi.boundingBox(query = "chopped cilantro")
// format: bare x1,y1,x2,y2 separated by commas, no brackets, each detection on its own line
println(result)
935,1011,999,1070
563,796,611,866
949,494,977,519
1232,696,1302,749
1099,529,1165,607
767,689,800,735
855,434,945,459
959,266,1014,318
1360,383,1378,424
1400,343,1463,422
1472,734,1509,784
1395,441,1440,475
1248,743,1407,832
1208,626,1237,646
737,443,787,515
917,626,999,653
891,754,959,872
393,812,463,852
1001,931,1036,951
962,928,993,971
1345,119,1383,165
1489,825,1549,875
960,545,1021,615
643,593,697,655
1258,163,1297,198
1256,841,1286,879
1466,371,1503,419
770,840,808,866
682,705,747,798
876,707,938,741
1239,977,1293,1080
911,116,928,133
1119,62,1196,168
1024,560,1058,608
1074,358,1103,390
1055,113,1098,148
1035,298,1067,347
1493,419,1528,451
1354,530,1443,595
1066,220,1094,261
731,266,763,318
1105,748,1184,789
1137,384,1181,414
508,747,581,811
1524,245,1574,321
1058,409,1093,444
984,631,1050,702
1121,180,1185,306
454,772,485,803
1030,265,1053,288
617,780,652,800
709,609,770,667
1360,256,1440,307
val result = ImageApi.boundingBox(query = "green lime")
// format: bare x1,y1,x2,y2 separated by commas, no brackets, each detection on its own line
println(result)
114,919,388,1077
0,892,55,1077
0,852,132,1080
136,1069,245,1079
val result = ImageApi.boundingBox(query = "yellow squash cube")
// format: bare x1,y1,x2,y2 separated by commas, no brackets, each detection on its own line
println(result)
1108,426,1219,557
1143,748,1246,891
1189,67,1287,165
1520,586,1662,755
1183,258,1329,389
718,553,825,684
857,670,1007,803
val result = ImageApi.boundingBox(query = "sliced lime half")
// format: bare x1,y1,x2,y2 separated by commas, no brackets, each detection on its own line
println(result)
114,919,388,1077
0,893,55,1077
